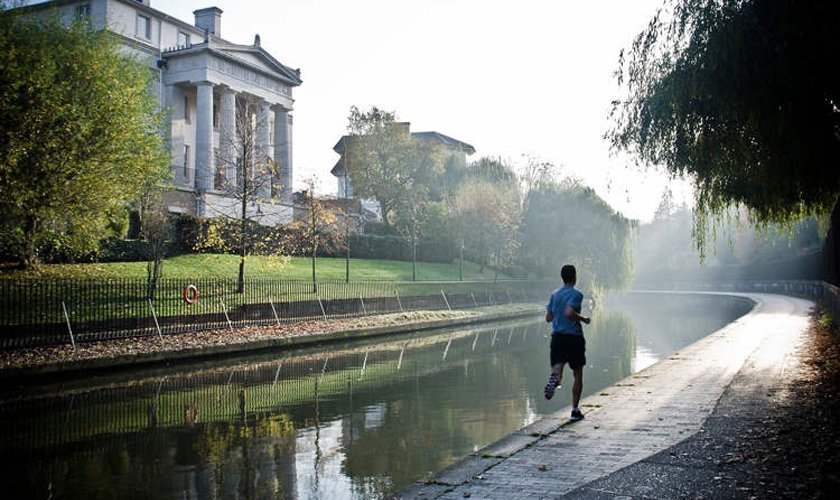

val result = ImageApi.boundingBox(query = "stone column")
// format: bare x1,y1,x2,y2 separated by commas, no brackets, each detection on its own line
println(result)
219,87,237,187
258,101,273,199
195,81,215,192
273,106,292,203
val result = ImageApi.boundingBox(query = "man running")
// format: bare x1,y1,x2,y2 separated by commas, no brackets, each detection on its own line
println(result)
544,264,591,421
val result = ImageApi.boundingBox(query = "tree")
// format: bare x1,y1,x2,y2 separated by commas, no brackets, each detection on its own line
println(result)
608,0,839,248
0,9,169,268
394,186,428,282
206,94,281,292
285,179,343,293
345,106,444,229
520,181,634,292
451,175,521,276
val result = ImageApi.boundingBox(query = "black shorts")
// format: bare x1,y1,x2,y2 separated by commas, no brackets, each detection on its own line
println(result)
550,333,586,369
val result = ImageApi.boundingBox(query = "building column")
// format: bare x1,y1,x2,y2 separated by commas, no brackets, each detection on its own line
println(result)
273,106,292,203
219,87,237,187
195,81,215,192
258,101,273,199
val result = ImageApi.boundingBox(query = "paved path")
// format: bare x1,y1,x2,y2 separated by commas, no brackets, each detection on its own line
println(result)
397,292,813,499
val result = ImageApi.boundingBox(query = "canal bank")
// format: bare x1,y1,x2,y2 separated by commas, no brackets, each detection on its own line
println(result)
398,292,817,499
0,304,541,379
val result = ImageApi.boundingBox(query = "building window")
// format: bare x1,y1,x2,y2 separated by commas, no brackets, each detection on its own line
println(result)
75,3,91,21
177,31,190,47
184,95,190,123
136,14,151,39
213,101,219,128
183,145,190,177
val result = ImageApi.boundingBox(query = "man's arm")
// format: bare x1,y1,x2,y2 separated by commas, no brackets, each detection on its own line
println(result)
564,305,590,324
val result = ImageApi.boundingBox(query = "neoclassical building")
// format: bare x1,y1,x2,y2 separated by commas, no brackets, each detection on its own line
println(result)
21,0,302,224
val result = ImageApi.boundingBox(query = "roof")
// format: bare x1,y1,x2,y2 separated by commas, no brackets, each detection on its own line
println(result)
163,39,302,87
412,131,476,155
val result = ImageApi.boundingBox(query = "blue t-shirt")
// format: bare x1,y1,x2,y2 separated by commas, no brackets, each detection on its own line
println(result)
547,285,584,335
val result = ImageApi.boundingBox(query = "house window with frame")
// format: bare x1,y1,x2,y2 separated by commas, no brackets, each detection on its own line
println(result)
177,31,190,47
136,14,151,39
184,95,190,123
75,3,91,21
183,145,191,178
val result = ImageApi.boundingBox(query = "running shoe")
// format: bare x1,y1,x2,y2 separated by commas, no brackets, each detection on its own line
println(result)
570,408,584,421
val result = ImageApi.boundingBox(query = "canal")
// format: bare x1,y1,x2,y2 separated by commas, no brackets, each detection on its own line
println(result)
0,292,752,499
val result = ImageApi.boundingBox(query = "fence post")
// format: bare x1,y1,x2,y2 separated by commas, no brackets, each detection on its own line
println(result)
148,298,163,339
220,298,233,331
441,290,452,311
61,301,76,350
471,291,478,308
317,295,327,321
395,288,404,312
359,295,367,315
269,300,282,326
272,363,283,387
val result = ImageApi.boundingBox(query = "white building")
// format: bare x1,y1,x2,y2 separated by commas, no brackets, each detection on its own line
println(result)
22,0,302,225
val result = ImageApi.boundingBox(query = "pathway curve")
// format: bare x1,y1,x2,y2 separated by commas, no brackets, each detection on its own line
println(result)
398,292,812,499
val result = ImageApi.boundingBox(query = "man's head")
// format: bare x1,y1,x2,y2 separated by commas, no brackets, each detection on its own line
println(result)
561,264,577,285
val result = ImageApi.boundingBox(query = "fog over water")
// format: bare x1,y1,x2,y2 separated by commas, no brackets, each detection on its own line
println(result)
0,293,752,499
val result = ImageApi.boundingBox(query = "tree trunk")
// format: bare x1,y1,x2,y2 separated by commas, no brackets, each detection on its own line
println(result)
238,254,245,294
21,216,39,270
311,245,318,294
412,235,417,281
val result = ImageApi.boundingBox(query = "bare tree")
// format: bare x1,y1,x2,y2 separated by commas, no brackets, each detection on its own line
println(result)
286,179,344,294
203,94,282,293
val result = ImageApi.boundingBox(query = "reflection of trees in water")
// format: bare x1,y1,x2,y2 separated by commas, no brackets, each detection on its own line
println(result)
586,309,637,381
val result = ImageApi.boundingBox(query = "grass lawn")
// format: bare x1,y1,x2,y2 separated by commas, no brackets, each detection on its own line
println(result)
0,254,511,281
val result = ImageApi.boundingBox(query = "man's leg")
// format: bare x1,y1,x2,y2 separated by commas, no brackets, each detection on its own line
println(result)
571,366,583,407
545,362,565,399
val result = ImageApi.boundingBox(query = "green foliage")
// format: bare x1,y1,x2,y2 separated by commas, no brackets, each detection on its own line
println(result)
450,168,521,275
345,106,445,228
0,9,170,268
520,182,634,292
609,0,839,248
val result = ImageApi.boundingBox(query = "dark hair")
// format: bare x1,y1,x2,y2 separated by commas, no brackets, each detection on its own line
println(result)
561,264,576,284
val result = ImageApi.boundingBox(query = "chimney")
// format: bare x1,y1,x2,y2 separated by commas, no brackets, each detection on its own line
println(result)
194,7,223,37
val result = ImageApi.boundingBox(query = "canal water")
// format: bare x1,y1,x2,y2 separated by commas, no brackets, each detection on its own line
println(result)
0,293,752,499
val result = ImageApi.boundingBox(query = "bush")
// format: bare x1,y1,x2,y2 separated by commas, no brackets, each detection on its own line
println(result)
99,238,147,262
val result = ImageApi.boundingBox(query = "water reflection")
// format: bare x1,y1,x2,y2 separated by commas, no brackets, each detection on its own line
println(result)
0,293,751,499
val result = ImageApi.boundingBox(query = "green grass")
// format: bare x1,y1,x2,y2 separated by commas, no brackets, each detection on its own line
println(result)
0,254,510,281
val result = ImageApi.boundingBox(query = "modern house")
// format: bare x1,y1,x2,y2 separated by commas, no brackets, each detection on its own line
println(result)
19,0,302,225
330,126,476,222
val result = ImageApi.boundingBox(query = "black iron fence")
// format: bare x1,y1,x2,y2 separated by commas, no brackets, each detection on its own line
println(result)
0,278,552,349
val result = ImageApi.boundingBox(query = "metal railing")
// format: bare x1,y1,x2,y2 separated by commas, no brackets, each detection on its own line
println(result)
0,278,552,349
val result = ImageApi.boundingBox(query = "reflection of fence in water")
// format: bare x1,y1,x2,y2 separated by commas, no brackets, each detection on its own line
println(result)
0,278,551,348
0,322,541,451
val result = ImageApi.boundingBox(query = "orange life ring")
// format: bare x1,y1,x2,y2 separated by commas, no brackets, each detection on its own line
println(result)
183,284,199,304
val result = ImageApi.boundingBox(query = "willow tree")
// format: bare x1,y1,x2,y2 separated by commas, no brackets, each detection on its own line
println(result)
0,9,169,268
608,0,839,251
520,181,634,292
